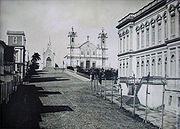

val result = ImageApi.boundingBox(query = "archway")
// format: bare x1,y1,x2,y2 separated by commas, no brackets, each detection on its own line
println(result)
46,57,52,67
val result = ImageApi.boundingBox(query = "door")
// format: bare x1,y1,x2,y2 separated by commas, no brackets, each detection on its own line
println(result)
86,60,90,69
46,57,52,67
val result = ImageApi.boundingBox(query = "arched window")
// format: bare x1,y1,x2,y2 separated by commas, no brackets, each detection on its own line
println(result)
163,11,168,39
123,63,125,76
123,36,125,52
165,57,168,77
137,32,140,49
141,60,144,77
158,58,162,76
81,51,84,55
169,5,176,37
126,35,129,51
170,54,176,77
126,62,128,76
157,15,162,44
87,51,90,55
141,24,144,48
137,61,140,78
151,59,156,76
151,19,155,45
146,60,150,75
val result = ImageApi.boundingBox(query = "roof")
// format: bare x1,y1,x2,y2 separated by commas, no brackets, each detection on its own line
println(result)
7,30,25,36
79,41,96,48
116,0,166,29
0,40,6,48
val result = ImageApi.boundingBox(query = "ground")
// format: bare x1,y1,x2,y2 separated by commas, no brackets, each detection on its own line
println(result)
1,70,157,129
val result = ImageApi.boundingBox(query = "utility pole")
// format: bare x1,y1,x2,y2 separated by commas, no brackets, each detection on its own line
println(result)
68,27,77,66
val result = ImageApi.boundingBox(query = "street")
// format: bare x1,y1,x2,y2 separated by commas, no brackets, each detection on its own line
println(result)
1,69,157,129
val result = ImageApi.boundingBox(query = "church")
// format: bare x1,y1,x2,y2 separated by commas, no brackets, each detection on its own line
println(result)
64,27,108,69
43,38,55,69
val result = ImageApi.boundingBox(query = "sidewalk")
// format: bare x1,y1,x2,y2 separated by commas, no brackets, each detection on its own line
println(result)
0,84,42,129
95,83,180,129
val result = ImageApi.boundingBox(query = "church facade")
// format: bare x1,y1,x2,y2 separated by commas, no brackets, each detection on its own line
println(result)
43,39,55,69
116,0,180,113
64,28,108,69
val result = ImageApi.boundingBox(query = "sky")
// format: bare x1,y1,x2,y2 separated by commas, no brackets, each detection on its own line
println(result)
0,0,151,68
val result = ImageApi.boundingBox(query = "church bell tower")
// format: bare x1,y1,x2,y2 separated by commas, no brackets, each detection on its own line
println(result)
98,28,108,68
68,27,77,66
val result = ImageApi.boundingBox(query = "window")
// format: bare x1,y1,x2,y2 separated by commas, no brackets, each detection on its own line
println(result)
169,96,172,106
123,37,125,52
165,57,167,77
126,62,128,76
158,24,162,43
158,58,162,76
141,30,144,48
123,62,125,76
171,16,175,36
164,21,167,39
87,51,90,55
146,29,149,47
152,26,155,45
72,37,74,42
137,61,140,78
92,62,96,68
137,32,140,49
151,59,156,76
126,35,129,51
146,60,150,75
178,97,180,107
93,51,96,55
120,38,122,53
80,62,84,68
81,51,84,55
141,61,144,77
170,54,176,77
13,36,17,44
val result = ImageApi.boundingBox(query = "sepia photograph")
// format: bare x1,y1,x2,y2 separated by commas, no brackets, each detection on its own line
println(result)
0,0,180,128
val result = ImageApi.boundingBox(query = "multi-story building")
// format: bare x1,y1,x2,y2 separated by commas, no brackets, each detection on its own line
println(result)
116,0,180,112
64,27,108,69
7,31,26,80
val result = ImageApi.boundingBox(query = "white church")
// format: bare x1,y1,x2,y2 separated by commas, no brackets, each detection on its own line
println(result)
43,38,55,69
64,27,108,69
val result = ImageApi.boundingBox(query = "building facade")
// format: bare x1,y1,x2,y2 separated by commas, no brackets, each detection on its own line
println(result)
43,39,55,69
7,31,26,80
64,27,108,69
116,0,180,112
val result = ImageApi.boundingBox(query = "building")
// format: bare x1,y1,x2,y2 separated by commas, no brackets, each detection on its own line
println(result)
0,40,17,104
43,38,55,69
7,31,26,80
64,27,108,69
116,0,180,113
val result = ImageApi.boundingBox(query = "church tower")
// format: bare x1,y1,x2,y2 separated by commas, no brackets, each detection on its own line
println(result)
68,27,77,66
98,28,108,68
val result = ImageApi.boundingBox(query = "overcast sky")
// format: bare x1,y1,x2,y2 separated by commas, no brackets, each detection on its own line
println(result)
0,0,151,68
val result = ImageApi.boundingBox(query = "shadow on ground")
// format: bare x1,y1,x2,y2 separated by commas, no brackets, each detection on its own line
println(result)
0,84,73,129
30,77,70,83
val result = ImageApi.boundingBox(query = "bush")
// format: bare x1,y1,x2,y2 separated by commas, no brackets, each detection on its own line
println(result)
67,66,74,71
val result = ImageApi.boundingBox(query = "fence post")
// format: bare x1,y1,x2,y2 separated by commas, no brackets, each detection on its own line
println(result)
145,73,150,123
161,83,165,129
96,75,98,94
111,77,114,103
133,74,136,117
104,77,106,100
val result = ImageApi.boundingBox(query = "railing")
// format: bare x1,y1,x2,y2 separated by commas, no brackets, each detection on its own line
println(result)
90,74,180,129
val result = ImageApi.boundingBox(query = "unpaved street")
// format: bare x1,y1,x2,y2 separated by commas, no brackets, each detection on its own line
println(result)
34,70,156,129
